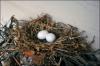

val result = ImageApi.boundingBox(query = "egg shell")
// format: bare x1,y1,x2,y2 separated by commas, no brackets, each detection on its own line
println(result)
37,30,48,39
46,33,56,42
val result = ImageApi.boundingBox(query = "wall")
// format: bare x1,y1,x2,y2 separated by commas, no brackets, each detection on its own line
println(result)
1,1,99,50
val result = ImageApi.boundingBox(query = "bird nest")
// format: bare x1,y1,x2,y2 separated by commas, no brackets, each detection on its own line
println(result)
0,14,94,66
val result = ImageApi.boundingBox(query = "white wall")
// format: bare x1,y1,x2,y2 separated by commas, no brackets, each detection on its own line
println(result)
1,1,99,50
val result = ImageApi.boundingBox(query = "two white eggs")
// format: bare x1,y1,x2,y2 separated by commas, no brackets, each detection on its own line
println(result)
37,30,56,42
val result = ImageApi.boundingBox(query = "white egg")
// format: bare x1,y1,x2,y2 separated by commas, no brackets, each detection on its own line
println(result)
37,30,48,40
46,33,56,42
